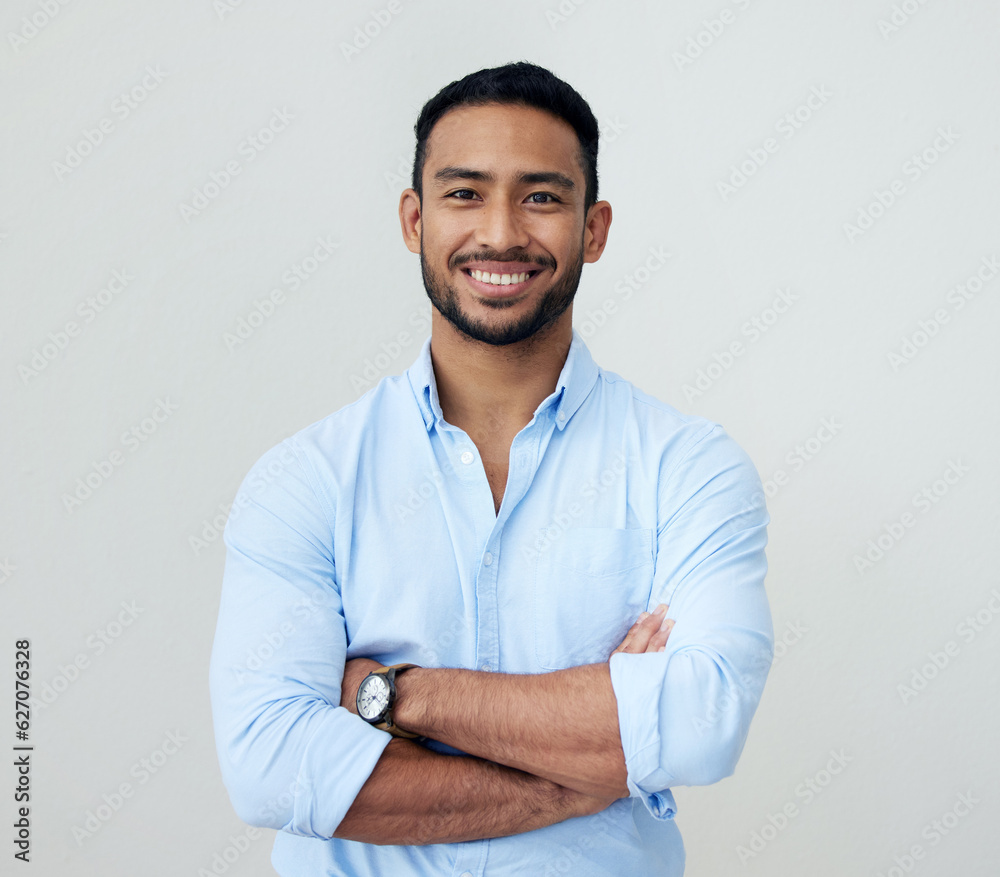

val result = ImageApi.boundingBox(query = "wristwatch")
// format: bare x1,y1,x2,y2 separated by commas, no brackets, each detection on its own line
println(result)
356,663,420,738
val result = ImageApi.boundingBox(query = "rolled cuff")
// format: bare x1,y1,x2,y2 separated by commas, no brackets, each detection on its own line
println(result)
219,701,392,838
285,709,393,837
610,652,676,821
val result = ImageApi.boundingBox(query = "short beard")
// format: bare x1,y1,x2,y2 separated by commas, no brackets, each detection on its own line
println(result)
420,241,584,347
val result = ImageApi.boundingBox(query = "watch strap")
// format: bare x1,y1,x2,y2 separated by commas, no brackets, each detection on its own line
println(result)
376,663,419,682
370,663,420,738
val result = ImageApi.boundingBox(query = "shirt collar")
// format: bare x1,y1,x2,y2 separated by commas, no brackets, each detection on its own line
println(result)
407,327,599,432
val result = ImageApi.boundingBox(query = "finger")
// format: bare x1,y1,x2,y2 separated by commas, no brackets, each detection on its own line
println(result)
647,617,675,654
619,609,660,653
611,612,649,655
613,604,668,655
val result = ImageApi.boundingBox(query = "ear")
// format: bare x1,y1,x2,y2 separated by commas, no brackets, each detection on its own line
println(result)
582,200,612,264
399,188,422,255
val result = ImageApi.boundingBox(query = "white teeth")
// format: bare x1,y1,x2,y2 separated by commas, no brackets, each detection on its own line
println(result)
471,269,530,286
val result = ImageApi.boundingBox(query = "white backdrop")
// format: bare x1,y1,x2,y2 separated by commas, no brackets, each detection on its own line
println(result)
3,1,998,875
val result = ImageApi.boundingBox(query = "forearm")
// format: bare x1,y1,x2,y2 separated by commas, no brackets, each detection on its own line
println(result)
394,663,628,798
333,738,607,845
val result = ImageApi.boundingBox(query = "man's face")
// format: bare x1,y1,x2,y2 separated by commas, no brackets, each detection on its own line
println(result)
408,103,598,347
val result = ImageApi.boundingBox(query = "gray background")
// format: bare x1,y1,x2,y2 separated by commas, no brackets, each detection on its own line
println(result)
2,0,998,874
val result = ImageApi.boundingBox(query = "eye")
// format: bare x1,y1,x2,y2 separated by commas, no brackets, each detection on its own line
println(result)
527,192,559,204
446,189,478,200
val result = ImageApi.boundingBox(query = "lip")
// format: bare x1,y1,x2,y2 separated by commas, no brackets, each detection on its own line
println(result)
461,266,543,297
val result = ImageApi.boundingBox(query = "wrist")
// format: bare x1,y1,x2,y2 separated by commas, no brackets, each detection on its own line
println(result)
393,666,430,735
558,784,616,820
355,663,422,738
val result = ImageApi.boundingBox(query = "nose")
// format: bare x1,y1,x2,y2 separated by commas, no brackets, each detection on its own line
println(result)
474,199,530,253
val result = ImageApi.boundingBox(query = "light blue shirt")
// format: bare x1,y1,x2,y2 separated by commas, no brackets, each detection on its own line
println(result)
210,329,773,876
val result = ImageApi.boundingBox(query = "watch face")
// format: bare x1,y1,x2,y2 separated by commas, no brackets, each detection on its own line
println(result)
357,674,391,721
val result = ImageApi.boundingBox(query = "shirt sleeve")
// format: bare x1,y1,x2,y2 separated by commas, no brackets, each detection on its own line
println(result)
609,424,773,819
209,439,391,837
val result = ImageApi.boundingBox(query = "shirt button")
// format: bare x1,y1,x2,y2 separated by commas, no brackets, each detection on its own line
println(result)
480,663,492,672
556,411,566,422
483,552,493,566
460,450,474,465
460,873,474,877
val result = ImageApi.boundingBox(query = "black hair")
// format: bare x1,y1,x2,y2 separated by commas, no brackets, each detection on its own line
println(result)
411,61,600,211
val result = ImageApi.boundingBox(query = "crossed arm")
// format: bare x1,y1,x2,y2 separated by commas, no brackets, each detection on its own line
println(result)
332,605,675,844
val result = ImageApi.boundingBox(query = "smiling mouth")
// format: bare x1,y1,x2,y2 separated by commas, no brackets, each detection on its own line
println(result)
464,268,540,287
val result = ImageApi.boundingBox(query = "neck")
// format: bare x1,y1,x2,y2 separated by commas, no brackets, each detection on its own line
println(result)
429,311,573,434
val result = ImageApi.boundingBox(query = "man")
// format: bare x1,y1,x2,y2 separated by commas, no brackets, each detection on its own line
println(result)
210,61,773,876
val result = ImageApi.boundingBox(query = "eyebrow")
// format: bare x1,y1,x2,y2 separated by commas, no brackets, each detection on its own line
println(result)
433,166,576,193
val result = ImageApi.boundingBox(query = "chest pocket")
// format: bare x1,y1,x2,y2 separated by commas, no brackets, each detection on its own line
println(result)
533,527,654,671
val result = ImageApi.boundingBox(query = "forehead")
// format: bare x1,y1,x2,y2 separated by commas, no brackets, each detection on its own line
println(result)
424,103,584,183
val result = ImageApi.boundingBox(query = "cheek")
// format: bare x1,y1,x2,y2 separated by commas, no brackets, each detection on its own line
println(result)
422,223,463,262
532,218,582,251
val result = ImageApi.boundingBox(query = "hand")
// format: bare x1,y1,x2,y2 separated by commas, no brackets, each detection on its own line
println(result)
610,603,674,656
340,657,381,714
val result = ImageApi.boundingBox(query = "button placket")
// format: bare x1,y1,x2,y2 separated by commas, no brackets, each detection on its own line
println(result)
475,540,499,676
